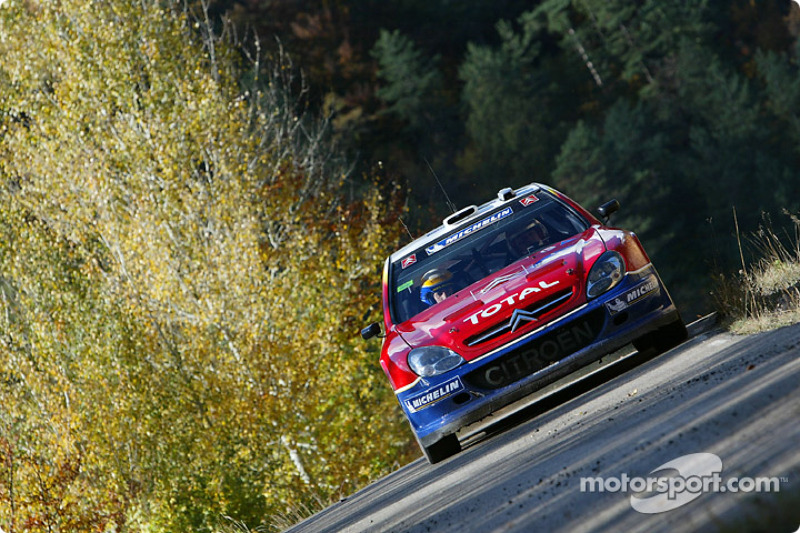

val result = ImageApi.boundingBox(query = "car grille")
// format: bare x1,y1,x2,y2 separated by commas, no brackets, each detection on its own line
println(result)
465,289,573,347
463,308,605,390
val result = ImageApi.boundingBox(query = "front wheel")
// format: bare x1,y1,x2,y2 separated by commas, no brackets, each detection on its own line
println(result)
420,433,461,464
633,318,688,355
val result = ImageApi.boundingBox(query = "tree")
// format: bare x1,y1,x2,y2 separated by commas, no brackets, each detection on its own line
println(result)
757,40,800,156
458,14,582,199
0,0,413,530
372,29,444,133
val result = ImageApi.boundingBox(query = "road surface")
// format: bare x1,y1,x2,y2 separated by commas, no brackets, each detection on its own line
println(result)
288,319,800,532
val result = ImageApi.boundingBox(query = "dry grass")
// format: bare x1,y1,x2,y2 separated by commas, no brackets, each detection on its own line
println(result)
209,495,327,533
713,210,800,334
266,497,329,533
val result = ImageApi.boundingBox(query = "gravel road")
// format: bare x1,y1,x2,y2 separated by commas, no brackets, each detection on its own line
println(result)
288,321,800,533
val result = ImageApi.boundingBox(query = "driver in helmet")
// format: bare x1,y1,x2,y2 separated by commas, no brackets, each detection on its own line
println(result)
420,268,456,306
509,219,549,256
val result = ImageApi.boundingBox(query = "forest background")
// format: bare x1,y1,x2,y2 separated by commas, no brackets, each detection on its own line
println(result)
1,0,799,531
217,0,800,319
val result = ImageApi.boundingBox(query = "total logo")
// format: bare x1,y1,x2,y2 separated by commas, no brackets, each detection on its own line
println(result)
464,280,560,325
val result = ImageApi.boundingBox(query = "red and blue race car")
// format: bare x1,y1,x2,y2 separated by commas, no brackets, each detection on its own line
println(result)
362,183,686,463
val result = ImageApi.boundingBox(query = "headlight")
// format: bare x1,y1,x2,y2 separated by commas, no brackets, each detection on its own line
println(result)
586,251,625,299
407,346,464,377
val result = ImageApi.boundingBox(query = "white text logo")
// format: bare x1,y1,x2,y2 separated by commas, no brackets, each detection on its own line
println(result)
580,453,783,514
464,280,560,325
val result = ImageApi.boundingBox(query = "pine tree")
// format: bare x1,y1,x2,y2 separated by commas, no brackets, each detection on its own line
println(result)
371,29,444,132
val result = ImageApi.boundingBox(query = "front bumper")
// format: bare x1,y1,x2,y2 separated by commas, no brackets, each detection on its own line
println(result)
396,264,680,448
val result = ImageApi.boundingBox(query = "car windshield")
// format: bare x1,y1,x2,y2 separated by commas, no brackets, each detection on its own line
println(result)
388,191,589,324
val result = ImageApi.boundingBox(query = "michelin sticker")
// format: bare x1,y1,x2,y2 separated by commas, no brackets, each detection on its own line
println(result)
606,278,659,315
404,377,464,412
426,207,513,256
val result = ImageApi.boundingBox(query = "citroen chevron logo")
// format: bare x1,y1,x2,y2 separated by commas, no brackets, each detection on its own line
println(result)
509,308,538,333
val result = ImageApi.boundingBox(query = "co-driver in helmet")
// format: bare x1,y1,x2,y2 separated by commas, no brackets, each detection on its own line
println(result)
508,219,549,257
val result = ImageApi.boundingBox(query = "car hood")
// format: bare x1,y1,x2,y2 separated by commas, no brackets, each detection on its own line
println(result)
394,227,607,359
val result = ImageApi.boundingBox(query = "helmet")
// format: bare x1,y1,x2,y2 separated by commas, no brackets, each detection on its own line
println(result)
420,269,455,305
509,220,549,255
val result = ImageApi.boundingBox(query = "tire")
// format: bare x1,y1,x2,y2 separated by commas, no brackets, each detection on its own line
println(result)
633,318,688,355
420,433,461,464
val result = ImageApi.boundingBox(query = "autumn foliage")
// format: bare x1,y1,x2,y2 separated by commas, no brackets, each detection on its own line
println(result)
0,0,414,530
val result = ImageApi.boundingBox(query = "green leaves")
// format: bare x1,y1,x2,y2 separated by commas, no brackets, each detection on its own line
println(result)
372,29,443,130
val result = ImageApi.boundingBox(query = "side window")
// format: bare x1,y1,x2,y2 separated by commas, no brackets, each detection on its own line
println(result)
543,209,586,240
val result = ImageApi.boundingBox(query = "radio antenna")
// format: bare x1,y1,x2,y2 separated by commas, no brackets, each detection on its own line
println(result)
425,158,457,214
399,217,414,241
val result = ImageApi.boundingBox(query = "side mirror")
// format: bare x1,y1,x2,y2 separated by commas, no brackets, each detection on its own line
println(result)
361,322,382,340
596,199,620,223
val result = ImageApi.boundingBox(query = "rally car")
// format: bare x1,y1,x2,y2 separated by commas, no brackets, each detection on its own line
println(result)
361,183,686,463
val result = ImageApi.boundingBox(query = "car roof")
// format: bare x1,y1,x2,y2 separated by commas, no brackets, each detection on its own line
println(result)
389,182,544,264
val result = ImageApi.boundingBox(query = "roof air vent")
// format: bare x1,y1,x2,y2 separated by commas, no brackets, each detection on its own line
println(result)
443,205,478,227
498,188,515,201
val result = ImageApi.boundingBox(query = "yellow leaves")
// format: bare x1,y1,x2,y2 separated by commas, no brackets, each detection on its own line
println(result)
0,0,414,530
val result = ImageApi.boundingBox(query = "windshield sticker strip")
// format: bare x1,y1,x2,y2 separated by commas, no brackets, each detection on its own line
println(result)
425,207,513,256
